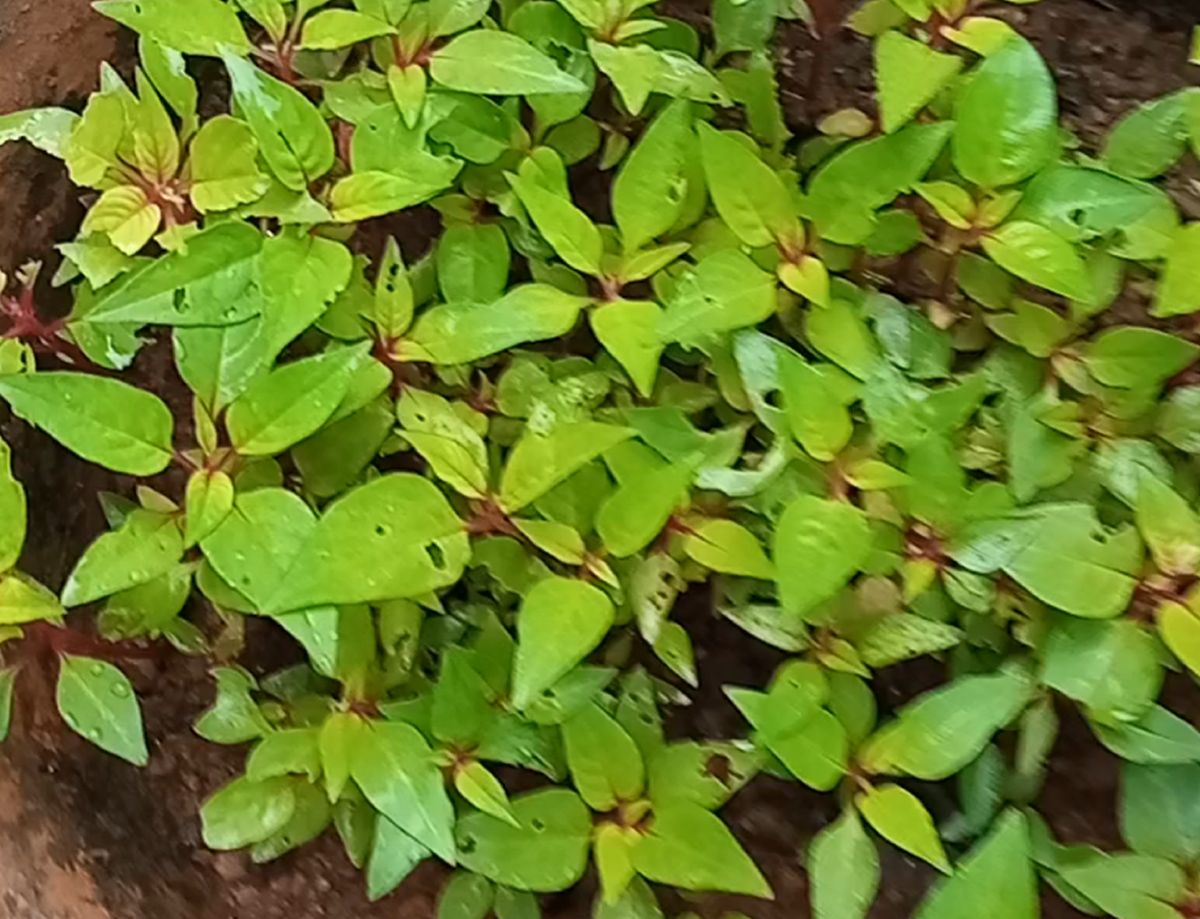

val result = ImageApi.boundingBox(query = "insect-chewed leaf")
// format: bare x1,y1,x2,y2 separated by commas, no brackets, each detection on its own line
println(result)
456,788,591,892
264,474,469,613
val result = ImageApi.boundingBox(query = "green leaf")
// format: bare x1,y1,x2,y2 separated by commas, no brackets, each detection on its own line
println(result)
658,250,777,346
563,701,645,811
632,801,772,898
223,52,334,191
455,762,519,827
389,64,427,129
1136,476,1200,575
613,100,693,252
805,299,881,380
0,437,26,573
956,504,1139,619
194,667,270,744
1058,853,1185,919
596,460,691,558
0,668,15,742
697,123,799,248
250,781,332,863
808,810,880,919
1121,763,1200,863
1043,618,1162,723
95,0,250,55
189,116,269,212
398,388,489,498
82,186,160,256
233,0,288,38
981,222,1092,301
351,721,457,863
1094,705,1200,764
509,172,603,275
65,91,123,186
0,373,173,476
300,9,395,48
1084,327,1199,389
86,222,264,326
856,614,963,668
499,422,633,513
589,41,730,116
432,646,495,745
804,123,952,244
915,810,1037,919
1158,386,1200,453
774,496,869,617
779,357,853,461
63,509,182,607
401,284,589,366
761,702,848,791
264,474,469,613
0,107,78,158
437,224,510,304
591,299,664,398
320,711,364,802
456,788,591,892
1159,602,1200,680
1151,223,1200,317
876,31,962,133
201,775,297,850
0,571,64,625
645,740,760,810
1103,89,1199,180
512,576,615,709
56,655,147,766
438,872,495,919
201,489,315,611
713,0,777,58
331,165,461,222
858,783,949,873
682,519,773,579
594,877,661,919
431,31,585,95
860,669,1031,780
952,36,1058,188
367,817,429,901
184,470,234,548
246,728,321,782
226,344,368,456
778,255,830,307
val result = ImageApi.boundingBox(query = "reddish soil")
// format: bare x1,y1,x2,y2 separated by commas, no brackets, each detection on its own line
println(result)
0,1,1198,917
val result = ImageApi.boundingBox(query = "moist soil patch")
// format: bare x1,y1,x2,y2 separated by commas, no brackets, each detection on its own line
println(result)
0,1,1197,917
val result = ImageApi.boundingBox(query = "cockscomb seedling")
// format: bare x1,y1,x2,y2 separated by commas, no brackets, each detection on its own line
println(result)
1,0,1200,916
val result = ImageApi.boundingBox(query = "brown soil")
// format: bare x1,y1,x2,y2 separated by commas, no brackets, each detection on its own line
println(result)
0,1,1198,917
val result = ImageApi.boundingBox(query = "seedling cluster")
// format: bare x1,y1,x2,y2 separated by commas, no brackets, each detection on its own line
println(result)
2,0,1200,916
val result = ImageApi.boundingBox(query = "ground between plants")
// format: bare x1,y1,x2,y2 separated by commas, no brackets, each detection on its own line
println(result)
0,1,1198,918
